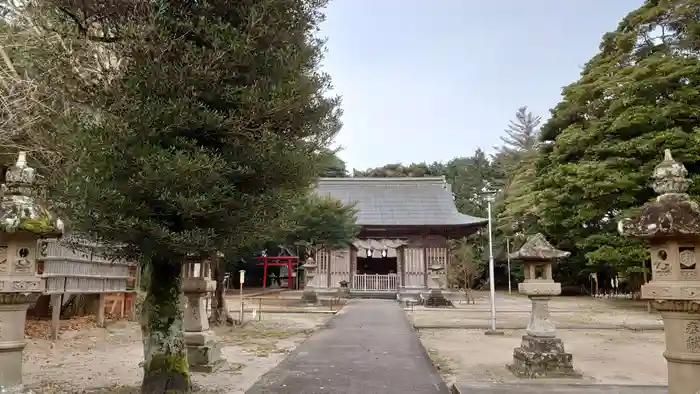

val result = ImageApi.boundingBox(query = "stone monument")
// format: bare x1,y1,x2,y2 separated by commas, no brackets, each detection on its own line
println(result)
182,258,222,372
0,152,63,393
507,233,580,378
618,149,700,394
301,255,318,304
424,264,453,307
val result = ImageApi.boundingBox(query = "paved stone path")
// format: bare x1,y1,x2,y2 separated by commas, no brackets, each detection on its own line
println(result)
245,299,449,394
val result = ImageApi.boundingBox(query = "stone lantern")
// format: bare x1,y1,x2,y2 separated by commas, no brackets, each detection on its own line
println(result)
507,233,580,378
424,264,452,307
181,257,221,372
301,255,318,304
0,152,63,393
618,149,700,394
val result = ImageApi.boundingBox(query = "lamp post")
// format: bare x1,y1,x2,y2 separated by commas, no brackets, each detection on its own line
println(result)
506,237,512,295
480,186,502,335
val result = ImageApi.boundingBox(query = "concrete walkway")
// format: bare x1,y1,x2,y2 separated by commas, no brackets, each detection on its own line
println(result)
245,299,449,394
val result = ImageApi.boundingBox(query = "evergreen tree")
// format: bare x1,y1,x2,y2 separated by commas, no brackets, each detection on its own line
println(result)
55,1,341,392
519,0,700,285
493,106,541,184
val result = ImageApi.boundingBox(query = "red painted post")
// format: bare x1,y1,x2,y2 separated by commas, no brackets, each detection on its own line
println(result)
262,258,268,289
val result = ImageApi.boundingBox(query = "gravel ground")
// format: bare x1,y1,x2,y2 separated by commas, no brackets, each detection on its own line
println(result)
23,313,332,394
420,328,667,386
414,292,667,387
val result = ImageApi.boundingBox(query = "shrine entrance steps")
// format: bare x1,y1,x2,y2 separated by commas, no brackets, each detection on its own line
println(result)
348,290,397,299
245,299,449,394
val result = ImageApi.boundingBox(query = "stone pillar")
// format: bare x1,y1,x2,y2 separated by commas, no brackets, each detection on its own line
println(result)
506,233,580,379
618,149,700,394
182,259,222,372
526,296,556,338
0,152,63,392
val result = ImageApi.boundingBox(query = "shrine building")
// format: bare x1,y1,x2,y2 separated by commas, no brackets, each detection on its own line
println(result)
313,177,487,297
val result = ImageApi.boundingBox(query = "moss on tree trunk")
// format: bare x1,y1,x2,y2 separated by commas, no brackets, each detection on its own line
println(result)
141,256,190,394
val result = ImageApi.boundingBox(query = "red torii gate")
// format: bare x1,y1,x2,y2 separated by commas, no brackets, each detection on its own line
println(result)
256,256,300,290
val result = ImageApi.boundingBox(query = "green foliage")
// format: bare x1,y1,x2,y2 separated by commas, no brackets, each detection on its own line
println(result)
319,148,349,177
55,0,341,263
448,237,485,289
508,0,700,283
277,193,359,249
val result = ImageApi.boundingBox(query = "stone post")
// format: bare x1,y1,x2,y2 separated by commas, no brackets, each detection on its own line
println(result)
182,258,222,372
301,256,318,304
0,152,63,392
507,233,580,378
618,149,700,394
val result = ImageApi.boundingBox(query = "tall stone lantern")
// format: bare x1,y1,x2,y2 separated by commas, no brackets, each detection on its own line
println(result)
0,152,63,392
618,149,700,394
301,254,318,304
182,256,221,372
507,233,579,378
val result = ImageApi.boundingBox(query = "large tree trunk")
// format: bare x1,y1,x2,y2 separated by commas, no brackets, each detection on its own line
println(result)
140,256,190,394
210,258,234,325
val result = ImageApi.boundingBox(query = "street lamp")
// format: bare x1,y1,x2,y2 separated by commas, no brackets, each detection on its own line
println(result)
480,186,502,335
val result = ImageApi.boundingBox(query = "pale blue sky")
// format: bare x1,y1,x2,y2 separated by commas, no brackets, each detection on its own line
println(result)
319,0,644,171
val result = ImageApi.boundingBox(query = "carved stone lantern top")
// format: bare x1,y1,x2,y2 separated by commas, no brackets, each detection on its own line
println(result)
508,233,570,263
0,152,63,238
509,233,567,297
618,149,700,239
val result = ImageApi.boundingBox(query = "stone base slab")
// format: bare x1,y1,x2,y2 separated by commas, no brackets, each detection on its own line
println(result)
424,289,454,308
185,331,222,373
518,281,561,296
508,335,581,379
301,290,318,304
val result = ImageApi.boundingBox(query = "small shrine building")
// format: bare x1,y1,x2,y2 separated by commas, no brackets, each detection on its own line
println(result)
313,177,487,296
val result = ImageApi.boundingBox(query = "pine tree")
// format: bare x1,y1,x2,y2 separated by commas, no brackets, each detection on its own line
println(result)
493,106,541,181
53,1,341,392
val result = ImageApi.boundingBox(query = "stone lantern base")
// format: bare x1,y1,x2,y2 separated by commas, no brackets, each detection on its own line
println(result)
184,331,223,372
301,289,318,304
0,291,42,393
423,288,453,308
507,335,581,379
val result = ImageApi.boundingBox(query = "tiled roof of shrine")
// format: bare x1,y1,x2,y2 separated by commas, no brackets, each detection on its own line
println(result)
315,177,487,227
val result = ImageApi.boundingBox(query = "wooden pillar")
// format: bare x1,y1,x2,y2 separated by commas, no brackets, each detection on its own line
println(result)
349,247,356,289
327,249,332,288
96,293,106,327
399,247,405,288
50,293,61,340
423,247,428,287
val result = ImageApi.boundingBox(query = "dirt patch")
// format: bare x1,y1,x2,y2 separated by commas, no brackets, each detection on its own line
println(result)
24,313,332,394
418,328,667,386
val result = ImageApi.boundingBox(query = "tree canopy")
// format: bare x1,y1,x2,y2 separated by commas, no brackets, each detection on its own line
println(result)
33,0,342,391
506,0,700,284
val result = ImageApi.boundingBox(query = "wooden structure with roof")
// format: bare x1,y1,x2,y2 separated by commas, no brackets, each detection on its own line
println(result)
313,177,487,296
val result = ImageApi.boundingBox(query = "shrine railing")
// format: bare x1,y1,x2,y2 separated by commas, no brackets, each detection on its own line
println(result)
352,274,399,292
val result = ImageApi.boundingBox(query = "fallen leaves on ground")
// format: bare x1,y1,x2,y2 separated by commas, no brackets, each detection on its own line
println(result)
25,316,100,339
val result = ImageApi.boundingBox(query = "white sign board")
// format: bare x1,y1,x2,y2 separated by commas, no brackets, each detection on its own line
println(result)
239,270,246,284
